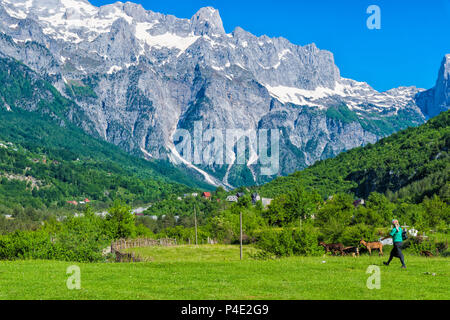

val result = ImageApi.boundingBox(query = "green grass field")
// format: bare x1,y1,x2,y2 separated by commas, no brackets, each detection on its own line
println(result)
0,245,448,300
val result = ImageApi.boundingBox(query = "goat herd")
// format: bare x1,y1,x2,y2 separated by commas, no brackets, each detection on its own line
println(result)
319,240,384,257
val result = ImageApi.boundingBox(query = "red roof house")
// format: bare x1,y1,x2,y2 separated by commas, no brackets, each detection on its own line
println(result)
202,192,212,199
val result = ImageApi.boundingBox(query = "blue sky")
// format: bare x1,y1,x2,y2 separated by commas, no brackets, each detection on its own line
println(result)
90,0,450,92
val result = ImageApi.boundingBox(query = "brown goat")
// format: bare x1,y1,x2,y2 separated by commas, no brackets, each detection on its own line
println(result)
420,250,434,257
360,239,383,256
319,242,345,256
343,246,360,257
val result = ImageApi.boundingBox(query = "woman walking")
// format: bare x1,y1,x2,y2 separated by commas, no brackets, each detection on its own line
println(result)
382,220,407,269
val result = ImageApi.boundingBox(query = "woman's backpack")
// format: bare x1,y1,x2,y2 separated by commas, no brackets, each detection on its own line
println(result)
402,229,408,241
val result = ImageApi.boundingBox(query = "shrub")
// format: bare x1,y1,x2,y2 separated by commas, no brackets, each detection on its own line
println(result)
256,226,323,258
315,193,354,228
104,200,136,240
135,223,155,238
292,225,324,256
0,229,54,260
0,206,110,262
264,185,322,226
53,210,109,262
256,228,296,257
208,215,235,244
408,238,437,256
341,224,377,246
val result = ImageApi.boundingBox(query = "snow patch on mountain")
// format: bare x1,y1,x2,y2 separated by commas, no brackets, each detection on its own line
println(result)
134,27,200,54
168,146,219,186
265,79,425,113
0,0,440,188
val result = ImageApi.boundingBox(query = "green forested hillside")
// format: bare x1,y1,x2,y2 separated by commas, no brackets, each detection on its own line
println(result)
0,109,211,209
0,57,212,211
260,111,450,203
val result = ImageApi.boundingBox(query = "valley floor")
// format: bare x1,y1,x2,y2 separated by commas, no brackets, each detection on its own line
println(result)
0,245,448,300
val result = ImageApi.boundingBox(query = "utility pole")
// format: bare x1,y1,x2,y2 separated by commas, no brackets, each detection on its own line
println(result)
240,211,243,261
194,206,198,246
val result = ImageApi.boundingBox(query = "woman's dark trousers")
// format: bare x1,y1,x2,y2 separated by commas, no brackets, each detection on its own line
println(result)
387,242,406,267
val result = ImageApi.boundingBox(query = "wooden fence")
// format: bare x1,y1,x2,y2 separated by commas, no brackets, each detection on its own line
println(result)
114,250,143,263
111,238,177,262
111,238,177,252
183,237,218,245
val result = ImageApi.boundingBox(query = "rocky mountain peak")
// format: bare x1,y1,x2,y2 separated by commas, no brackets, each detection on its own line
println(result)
434,54,450,108
112,1,148,21
439,54,450,81
416,54,450,118
0,0,445,188
191,7,225,35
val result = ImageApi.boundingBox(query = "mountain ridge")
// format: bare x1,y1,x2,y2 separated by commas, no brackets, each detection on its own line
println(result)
259,110,450,203
0,54,213,196
416,54,450,119
0,0,447,188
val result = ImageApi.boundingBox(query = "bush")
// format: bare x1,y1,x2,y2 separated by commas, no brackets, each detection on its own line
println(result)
135,223,155,238
406,236,448,256
53,209,109,262
159,225,211,244
256,226,323,258
0,229,54,260
0,206,110,262
315,193,354,228
256,228,296,257
341,224,377,246
206,209,266,244
104,200,136,240
292,225,324,256
208,215,235,244
264,185,322,226
408,238,438,256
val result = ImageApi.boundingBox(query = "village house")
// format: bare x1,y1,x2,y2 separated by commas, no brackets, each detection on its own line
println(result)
226,195,238,203
261,198,273,208
353,199,365,208
184,193,199,198
132,206,150,215
202,192,211,200
95,211,108,218
251,193,261,204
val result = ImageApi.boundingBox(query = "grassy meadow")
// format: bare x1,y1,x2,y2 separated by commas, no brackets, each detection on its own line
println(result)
0,245,448,300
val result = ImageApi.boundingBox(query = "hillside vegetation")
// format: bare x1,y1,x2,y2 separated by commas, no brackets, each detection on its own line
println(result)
0,108,216,210
0,57,212,211
260,111,450,203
